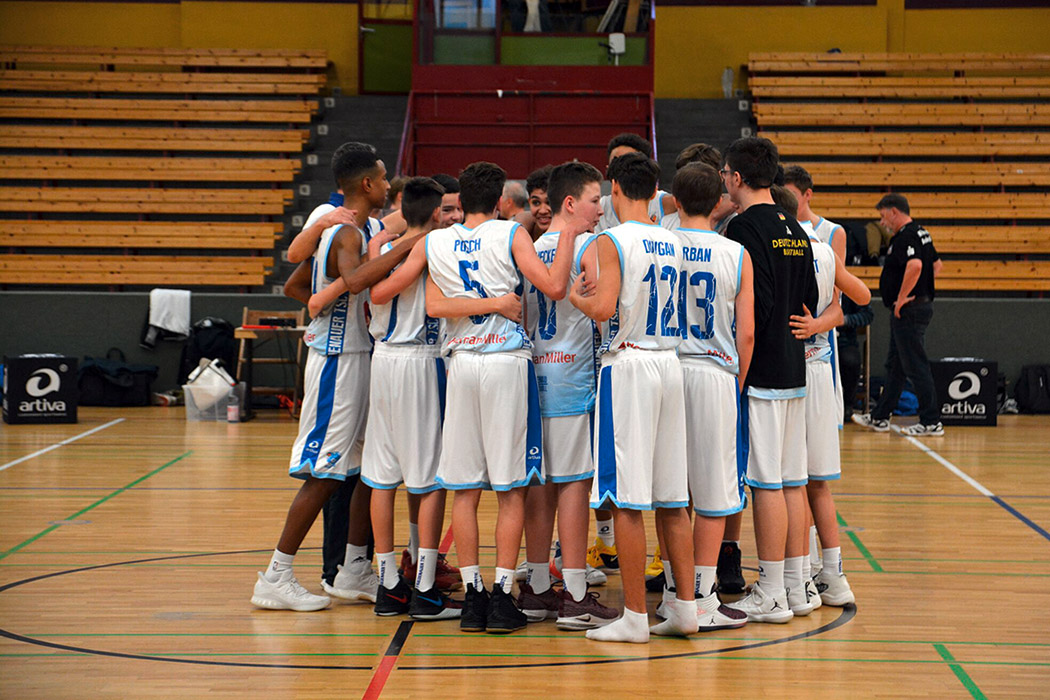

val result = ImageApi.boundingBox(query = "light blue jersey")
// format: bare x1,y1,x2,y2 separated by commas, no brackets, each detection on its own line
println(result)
425,219,531,357
303,218,381,356
526,231,599,417
368,240,440,348
676,228,745,372
804,235,838,365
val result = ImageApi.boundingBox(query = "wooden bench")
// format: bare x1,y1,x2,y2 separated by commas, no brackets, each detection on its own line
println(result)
0,69,327,95
852,260,1050,292
0,125,308,152
0,220,282,250
0,187,294,215
0,45,328,70
0,96,317,123
783,161,1050,188
764,131,1050,157
0,254,272,286
928,226,1050,255
749,76,1050,99
815,192,1050,220
0,156,301,182
749,52,1050,75
753,102,1050,128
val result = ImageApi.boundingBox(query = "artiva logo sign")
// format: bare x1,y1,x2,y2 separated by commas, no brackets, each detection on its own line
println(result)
19,366,67,413
942,369,986,416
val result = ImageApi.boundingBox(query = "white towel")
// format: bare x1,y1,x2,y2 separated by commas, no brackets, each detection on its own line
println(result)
148,288,191,337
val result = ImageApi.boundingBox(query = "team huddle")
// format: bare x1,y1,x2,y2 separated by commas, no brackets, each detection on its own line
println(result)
249,132,871,644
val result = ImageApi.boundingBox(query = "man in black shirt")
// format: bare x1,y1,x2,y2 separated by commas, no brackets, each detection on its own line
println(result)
722,137,819,624
854,193,944,436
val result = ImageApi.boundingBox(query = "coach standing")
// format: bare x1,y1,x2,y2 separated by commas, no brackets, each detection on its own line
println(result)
853,193,944,437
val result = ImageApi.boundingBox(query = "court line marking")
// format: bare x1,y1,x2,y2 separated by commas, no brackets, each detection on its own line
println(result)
896,429,1050,542
836,512,883,572
0,451,192,561
0,418,125,473
934,643,988,700
362,621,413,700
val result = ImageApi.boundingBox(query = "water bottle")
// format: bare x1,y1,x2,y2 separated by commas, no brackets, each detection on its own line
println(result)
226,389,240,423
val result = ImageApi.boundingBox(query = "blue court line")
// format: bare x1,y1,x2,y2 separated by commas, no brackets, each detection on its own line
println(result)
836,492,1050,500
991,497,1050,543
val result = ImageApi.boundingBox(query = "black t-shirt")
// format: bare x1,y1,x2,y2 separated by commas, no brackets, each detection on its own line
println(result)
727,203,819,391
879,220,939,308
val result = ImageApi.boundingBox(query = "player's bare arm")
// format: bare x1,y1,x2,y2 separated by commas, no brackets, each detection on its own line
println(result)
380,208,408,238
511,225,581,301
570,234,620,322
287,206,358,264
284,259,313,306
735,250,756,387
424,275,522,323
832,254,872,306
370,237,428,305
790,293,844,339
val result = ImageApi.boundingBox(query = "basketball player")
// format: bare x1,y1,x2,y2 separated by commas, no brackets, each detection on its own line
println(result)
515,161,618,630
250,144,391,612
570,152,698,643
721,137,818,624
432,173,464,227
525,165,553,239
597,133,676,232
783,165,846,262
671,162,754,631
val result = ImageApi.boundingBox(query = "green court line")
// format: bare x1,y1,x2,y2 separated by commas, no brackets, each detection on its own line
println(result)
934,644,988,699
836,511,883,572
0,451,192,562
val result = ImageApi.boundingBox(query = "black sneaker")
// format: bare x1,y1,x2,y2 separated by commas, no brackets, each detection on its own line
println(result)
645,571,666,593
716,542,746,594
486,586,528,634
459,584,490,632
374,576,412,616
410,586,462,621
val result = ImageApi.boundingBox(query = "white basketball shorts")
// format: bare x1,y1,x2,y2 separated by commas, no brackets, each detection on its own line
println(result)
543,412,594,483
742,393,807,489
805,360,842,481
681,359,745,516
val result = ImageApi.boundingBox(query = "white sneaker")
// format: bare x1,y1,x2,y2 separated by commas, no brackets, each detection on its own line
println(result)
655,587,676,620
696,593,748,631
725,582,793,624
787,583,815,616
852,413,890,432
900,421,944,437
815,570,855,606
323,558,379,602
514,560,528,582
806,577,822,611
585,564,608,586
252,570,330,612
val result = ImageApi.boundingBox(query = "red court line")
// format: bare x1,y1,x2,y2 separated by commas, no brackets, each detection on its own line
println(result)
439,525,454,554
361,620,413,700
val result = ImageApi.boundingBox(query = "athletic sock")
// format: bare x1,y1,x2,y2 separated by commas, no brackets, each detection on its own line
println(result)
408,523,420,564
597,518,615,547
758,559,785,596
265,549,294,582
377,551,399,589
345,543,369,566
526,561,550,594
586,607,648,643
494,567,515,594
802,555,812,581
808,526,821,568
650,598,699,637
784,556,804,594
416,548,438,591
693,565,717,598
822,547,843,576
563,568,586,602
461,565,483,592
661,559,674,590
722,539,740,547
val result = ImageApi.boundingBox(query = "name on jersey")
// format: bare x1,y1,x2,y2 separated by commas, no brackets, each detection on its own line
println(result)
453,239,481,254
772,236,809,257
537,248,557,264
642,240,676,256
682,246,711,263
325,295,350,354
449,332,507,346
533,350,576,365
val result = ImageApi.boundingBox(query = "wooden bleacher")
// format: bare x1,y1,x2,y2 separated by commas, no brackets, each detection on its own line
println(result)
748,51,1050,293
0,45,327,289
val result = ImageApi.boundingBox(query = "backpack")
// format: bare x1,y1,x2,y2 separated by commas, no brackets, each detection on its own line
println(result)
178,317,236,385
78,348,159,407
1015,365,1050,414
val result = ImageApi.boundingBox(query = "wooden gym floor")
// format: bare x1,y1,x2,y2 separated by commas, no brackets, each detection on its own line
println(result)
1,407,1048,699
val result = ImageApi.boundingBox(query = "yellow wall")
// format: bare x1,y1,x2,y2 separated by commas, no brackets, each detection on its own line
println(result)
0,2,181,47
903,9,1050,54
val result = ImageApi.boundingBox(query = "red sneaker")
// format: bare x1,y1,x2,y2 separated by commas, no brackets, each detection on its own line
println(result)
400,549,462,591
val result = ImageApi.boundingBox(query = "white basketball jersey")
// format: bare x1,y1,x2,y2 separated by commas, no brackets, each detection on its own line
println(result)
660,210,680,231
805,236,837,364
303,218,380,355
425,219,532,356
599,221,685,355
598,190,670,232
810,216,844,251
676,228,745,373
526,231,599,416
368,241,441,347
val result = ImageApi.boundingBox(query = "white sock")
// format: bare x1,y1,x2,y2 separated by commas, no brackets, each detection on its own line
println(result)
822,547,842,576
586,607,649,643
758,559,785,596
408,523,420,564
417,548,438,591
651,598,699,637
265,549,294,582
526,561,550,594
377,551,399,589
809,526,821,567
661,559,674,591
784,556,804,594
461,564,483,592
494,567,515,594
802,555,812,581
694,565,717,598
563,568,586,602
723,539,739,547
597,518,614,547
345,543,368,566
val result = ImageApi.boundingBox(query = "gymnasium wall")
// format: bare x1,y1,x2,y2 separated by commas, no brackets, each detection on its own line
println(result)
2,1,1048,96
